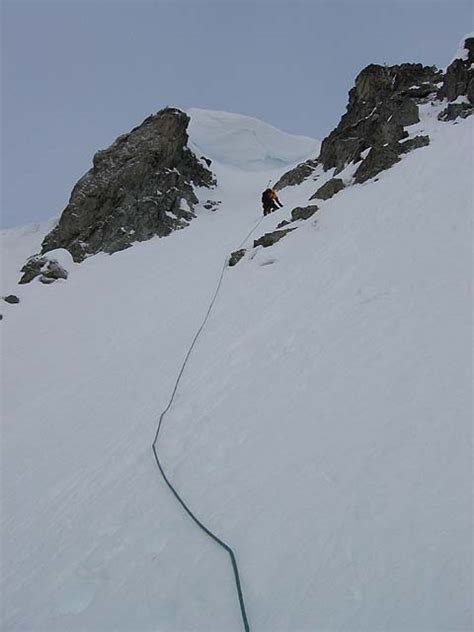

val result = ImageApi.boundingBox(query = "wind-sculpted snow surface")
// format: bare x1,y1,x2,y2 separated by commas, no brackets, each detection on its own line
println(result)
1,101,472,631
187,108,320,171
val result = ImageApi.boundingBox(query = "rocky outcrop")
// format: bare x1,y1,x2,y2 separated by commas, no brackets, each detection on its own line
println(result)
228,249,246,267
437,36,474,121
291,205,319,221
254,228,296,249
318,63,442,178
310,178,345,200
352,135,430,184
438,102,473,121
3,295,20,304
40,108,216,262
273,158,318,191
353,146,401,184
438,37,474,103
19,254,69,285
274,62,443,192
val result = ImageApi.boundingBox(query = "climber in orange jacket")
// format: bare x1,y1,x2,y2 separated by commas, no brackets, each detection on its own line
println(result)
261,188,283,216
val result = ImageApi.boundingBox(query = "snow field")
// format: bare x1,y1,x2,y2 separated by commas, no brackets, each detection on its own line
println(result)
1,104,472,631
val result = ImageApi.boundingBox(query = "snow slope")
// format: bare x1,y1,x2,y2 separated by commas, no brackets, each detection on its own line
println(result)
1,104,472,632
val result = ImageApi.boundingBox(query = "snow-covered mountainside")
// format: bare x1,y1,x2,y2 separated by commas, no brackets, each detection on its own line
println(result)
1,41,472,632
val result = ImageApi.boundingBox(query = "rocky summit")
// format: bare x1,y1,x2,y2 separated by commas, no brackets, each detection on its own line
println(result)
318,63,442,179
275,37,473,194
40,107,216,262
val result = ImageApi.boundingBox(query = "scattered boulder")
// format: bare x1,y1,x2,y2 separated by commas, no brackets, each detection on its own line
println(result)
39,108,216,262
19,253,69,285
42,260,68,281
18,255,47,284
273,158,318,191
203,200,221,211
291,205,319,221
253,228,296,249
228,249,246,267
438,102,473,121
310,178,345,200
3,295,20,304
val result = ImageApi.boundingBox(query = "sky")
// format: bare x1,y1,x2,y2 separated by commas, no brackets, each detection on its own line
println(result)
1,0,472,228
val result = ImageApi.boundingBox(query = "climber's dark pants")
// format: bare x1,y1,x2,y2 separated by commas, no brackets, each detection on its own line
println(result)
263,201,278,216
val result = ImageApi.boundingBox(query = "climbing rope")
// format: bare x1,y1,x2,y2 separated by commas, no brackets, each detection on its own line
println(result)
152,213,265,632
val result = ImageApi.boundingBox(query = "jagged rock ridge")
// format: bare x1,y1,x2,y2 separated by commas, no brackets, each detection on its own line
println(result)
40,107,216,262
275,63,442,191
275,35,474,195
275,36,474,197
318,62,441,180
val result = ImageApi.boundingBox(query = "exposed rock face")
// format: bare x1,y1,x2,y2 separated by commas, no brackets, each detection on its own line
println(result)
3,295,20,304
353,146,401,184
438,37,474,103
40,108,216,262
352,135,430,184
291,205,319,221
310,178,345,200
253,228,296,249
19,255,69,285
318,63,442,177
437,36,474,121
275,62,442,192
273,158,318,191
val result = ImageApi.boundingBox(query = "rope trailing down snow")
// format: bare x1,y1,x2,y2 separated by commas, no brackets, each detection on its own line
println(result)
152,214,265,632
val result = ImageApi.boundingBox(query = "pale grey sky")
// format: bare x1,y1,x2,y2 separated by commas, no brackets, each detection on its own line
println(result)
2,0,472,227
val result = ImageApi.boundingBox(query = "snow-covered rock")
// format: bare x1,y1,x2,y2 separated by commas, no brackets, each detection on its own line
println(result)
19,249,73,284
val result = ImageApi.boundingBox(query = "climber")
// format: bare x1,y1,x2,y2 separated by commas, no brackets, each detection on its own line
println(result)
261,187,283,216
